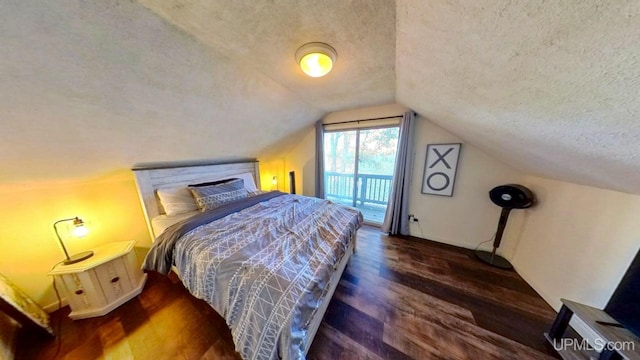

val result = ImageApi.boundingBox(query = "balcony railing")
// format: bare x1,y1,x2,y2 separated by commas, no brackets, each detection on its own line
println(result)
325,172,393,207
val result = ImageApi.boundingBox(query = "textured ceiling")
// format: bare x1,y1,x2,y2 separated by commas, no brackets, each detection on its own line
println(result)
138,0,396,112
2,0,639,194
0,0,394,182
397,0,640,194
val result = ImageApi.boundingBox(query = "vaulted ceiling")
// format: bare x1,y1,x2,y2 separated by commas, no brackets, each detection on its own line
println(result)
2,1,638,194
397,0,640,194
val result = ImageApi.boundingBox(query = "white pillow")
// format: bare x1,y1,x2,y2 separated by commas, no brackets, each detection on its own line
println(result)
156,187,199,216
156,172,258,215
225,172,258,192
151,211,199,237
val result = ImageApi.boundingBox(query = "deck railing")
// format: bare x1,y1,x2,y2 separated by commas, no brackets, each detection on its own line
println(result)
325,172,393,207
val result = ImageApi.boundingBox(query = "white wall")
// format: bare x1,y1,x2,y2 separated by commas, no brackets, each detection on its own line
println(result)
0,172,149,310
512,176,640,338
284,103,526,257
407,116,524,257
283,129,316,197
513,176,640,309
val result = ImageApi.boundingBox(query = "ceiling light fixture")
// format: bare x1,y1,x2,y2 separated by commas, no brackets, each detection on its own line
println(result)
295,42,337,78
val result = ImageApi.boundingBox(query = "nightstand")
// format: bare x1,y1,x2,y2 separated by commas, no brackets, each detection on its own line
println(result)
48,240,147,320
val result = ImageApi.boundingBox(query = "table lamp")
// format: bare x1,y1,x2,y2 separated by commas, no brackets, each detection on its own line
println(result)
53,217,93,265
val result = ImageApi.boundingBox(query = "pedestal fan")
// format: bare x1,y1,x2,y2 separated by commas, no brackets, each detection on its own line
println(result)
475,184,535,269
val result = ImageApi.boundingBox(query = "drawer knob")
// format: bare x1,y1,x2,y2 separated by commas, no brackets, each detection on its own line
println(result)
111,277,120,283
75,289,84,295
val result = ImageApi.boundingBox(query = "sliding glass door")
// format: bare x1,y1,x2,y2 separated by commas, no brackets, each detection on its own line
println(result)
324,130,357,207
324,126,399,224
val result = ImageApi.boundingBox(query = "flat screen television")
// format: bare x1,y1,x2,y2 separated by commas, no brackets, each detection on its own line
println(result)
605,248,640,338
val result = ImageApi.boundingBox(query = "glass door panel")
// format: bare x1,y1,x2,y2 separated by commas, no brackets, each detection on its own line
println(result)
356,127,399,224
324,131,357,207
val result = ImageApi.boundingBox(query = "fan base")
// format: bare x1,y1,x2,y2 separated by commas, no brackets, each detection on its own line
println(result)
475,250,513,270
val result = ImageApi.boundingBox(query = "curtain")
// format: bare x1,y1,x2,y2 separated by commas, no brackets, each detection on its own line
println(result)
315,120,325,198
381,111,415,235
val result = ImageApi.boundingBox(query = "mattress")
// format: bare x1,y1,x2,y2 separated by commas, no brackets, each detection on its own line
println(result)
151,211,200,236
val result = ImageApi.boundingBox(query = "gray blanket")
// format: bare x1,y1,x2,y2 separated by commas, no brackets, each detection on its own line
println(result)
143,191,286,274
143,193,363,360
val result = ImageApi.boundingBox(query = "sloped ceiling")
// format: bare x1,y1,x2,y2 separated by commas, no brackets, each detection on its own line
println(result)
397,0,640,194
0,0,395,182
138,0,396,112
2,0,639,194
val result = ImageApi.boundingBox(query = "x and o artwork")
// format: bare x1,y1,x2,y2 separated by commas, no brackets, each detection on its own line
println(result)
421,143,462,197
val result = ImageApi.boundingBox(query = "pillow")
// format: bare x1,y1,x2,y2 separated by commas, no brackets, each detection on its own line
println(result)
235,173,258,192
189,177,238,188
189,179,248,211
156,186,199,215
156,173,258,214
248,189,269,197
211,172,258,192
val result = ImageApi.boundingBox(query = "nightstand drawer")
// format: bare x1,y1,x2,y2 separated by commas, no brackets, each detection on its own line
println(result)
94,255,134,304
57,271,108,311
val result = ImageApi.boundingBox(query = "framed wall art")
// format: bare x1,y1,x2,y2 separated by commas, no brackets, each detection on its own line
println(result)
421,143,462,197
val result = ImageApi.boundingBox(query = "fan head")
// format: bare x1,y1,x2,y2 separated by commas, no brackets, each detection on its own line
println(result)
489,184,535,209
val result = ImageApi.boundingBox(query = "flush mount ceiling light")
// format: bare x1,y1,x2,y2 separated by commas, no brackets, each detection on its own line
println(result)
295,42,337,78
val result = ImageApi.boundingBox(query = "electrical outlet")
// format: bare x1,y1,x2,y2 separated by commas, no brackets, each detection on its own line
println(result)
408,214,418,222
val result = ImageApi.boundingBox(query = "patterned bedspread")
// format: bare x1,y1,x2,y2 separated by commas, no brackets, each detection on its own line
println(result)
146,193,362,360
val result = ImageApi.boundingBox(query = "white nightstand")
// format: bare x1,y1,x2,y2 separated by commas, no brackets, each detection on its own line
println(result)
48,240,147,320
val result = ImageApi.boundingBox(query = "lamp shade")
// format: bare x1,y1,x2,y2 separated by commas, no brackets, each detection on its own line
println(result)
72,218,89,237
295,42,337,78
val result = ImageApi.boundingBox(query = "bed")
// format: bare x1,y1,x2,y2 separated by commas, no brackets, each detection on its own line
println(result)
132,159,362,360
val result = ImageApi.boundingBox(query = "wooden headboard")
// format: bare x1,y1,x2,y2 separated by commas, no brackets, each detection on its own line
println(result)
132,159,260,242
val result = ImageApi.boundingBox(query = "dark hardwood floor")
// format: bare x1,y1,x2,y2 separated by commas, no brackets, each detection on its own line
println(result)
18,226,559,359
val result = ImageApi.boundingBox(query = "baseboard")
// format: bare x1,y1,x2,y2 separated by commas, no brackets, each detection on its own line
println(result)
406,227,603,345
407,230,477,250
43,298,68,313
407,229,600,345
511,264,562,310
407,229,514,257
511,263,602,345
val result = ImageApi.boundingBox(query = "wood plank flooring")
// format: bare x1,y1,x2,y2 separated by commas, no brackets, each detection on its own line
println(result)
17,226,560,359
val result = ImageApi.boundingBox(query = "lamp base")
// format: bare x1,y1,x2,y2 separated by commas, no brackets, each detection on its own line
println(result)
63,251,94,265
475,250,513,270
